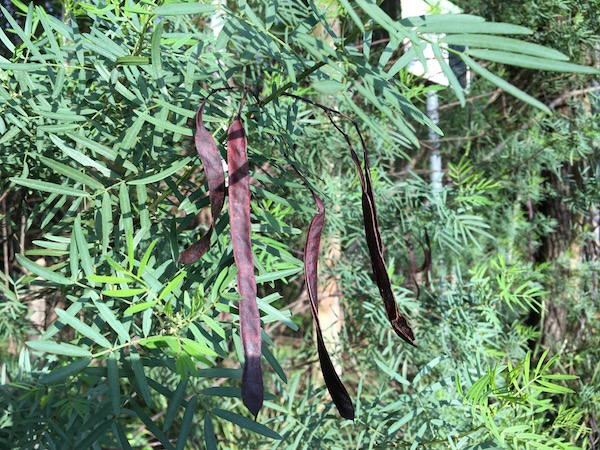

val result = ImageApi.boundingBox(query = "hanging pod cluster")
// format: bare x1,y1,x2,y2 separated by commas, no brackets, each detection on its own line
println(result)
179,90,416,421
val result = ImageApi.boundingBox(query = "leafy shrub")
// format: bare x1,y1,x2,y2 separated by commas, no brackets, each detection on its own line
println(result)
0,1,596,448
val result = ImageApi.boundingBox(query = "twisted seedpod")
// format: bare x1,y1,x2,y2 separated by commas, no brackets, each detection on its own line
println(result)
294,166,355,420
178,99,225,264
324,108,416,346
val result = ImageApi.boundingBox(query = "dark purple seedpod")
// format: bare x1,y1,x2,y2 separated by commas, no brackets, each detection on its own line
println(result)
300,174,355,420
178,99,225,264
326,111,416,347
357,152,416,346
227,103,263,418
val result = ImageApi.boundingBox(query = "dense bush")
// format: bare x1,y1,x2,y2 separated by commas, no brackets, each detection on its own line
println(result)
0,1,598,448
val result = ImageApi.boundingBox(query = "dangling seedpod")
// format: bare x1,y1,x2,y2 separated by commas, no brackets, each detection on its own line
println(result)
178,99,225,264
227,95,263,418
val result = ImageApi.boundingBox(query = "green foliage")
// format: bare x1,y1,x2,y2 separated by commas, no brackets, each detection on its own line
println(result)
0,0,597,448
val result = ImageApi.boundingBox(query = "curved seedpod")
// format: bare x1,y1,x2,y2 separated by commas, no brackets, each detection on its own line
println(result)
357,149,416,346
227,112,263,418
327,112,416,346
178,99,225,264
299,170,355,420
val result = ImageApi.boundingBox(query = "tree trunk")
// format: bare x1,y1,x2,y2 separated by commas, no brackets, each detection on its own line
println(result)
536,167,576,350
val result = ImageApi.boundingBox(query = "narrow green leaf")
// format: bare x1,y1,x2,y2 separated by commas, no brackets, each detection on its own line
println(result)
164,379,187,432
413,355,448,385
130,347,151,406
65,132,127,167
0,25,15,54
468,49,599,74
181,337,218,358
541,374,579,380
416,20,532,35
204,414,217,450
200,315,226,339
255,267,302,284
411,423,428,450
49,134,111,177
37,7,63,61
38,155,104,191
129,401,175,450
120,115,145,151
101,288,146,298
0,278,17,302
76,419,113,450
92,294,130,343
433,44,465,106
138,335,179,349
0,4,42,57
55,308,112,348
213,409,282,440
40,358,92,384
124,301,157,315
119,183,133,235
200,387,242,398
401,14,485,28
312,80,344,94
375,358,410,386
441,34,568,60
387,46,416,78
534,348,551,378
154,3,217,16
38,124,80,133
197,368,242,378
151,20,167,96
338,0,364,32
129,157,191,185
158,271,186,300
460,53,551,114
15,254,72,285
126,226,134,271
115,56,150,65
87,275,134,283
10,177,89,198
108,354,121,415
114,423,134,450
27,340,92,357
133,110,193,136
137,184,151,232
524,352,531,386
263,344,286,383
388,408,424,435
38,108,87,122
355,0,398,35
0,128,20,144
74,215,94,278
535,380,574,394
104,255,127,274
256,297,298,330
138,239,158,276
175,395,197,450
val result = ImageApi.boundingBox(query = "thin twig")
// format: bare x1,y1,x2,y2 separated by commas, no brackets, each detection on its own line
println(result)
421,129,487,144
548,85,600,110
438,89,502,111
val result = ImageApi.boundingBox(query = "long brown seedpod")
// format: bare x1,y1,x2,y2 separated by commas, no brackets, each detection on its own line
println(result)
178,99,225,264
293,165,355,420
227,94,263,418
325,111,416,347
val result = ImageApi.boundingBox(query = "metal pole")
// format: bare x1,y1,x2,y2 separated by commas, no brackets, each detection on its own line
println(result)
426,91,446,293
